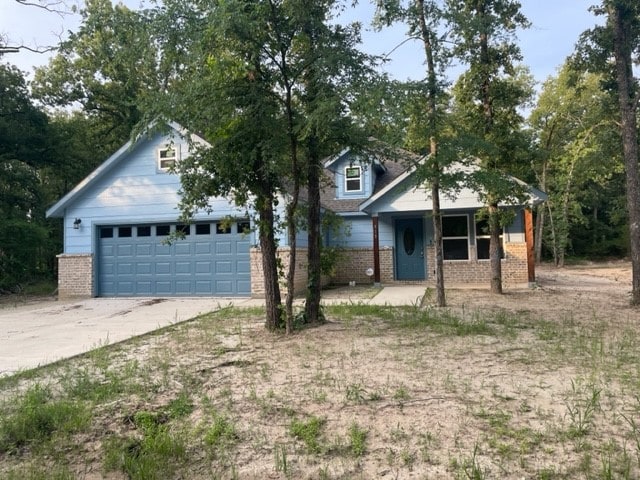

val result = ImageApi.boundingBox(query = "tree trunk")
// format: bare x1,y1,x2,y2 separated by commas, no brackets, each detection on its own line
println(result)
611,1,640,305
489,201,502,294
534,206,545,264
430,141,446,307
258,196,283,331
534,158,548,264
417,0,445,307
285,195,298,334
305,135,323,323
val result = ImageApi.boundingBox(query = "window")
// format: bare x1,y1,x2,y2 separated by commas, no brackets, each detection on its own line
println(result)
216,223,231,234
158,144,178,171
237,221,250,234
345,166,362,192
195,223,211,235
442,215,469,260
118,226,132,238
176,224,190,235
156,225,171,236
475,219,505,260
137,226,151,237
100,227,113,238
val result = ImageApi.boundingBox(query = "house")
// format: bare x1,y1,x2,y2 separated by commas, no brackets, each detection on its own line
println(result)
47,123,545,298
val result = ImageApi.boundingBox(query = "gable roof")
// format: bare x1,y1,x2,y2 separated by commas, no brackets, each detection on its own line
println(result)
359,159,548,213
46,122,208,218
319,144,416,214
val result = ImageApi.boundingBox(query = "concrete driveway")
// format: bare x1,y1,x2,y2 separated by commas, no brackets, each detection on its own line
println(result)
0,284,430,378
0,296,261,377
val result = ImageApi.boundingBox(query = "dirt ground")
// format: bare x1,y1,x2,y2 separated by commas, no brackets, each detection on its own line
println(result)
2,261,640,480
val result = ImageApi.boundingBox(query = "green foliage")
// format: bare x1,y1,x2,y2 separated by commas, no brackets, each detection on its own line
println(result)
289,416,326,454
348,422,368,457
204,413,238,450
1,464,75,480
103,409,187,479
0,384,89,453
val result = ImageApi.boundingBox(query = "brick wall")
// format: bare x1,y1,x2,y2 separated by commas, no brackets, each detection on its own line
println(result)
330,247,394,285
425,242,528,285
251,247,314,298
57,254,93,298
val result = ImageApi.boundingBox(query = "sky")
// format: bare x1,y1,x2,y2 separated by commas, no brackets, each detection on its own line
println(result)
1,0,602,90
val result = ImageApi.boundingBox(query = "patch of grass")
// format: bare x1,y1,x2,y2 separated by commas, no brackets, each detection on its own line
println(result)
325,303,396,323
0,463,75,480
103,409,187,480
565,378,601,439
290,416,326,454
348,422,367,457
204,413,239,451
167,391,194,419
0,384,89,453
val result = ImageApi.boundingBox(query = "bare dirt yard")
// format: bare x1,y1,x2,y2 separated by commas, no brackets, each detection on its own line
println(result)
1,261,640,480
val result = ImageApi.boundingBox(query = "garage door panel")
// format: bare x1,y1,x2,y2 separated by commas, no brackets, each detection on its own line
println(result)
196,261,211,273
237,241,250,254
98,221,250,296
216,242,231,254
175,281,192,294
136,244,152,256
237,280,250,295
155,262,171,275
195,243,211,254
237,260,250,274
117,263,134,275
136,282,152,295
215,280,233,295
175,261,192,274
216,261,232,274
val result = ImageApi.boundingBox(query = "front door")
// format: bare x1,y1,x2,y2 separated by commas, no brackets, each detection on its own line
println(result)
395,218,425,280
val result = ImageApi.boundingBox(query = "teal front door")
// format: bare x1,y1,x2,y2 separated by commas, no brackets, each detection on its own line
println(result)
395,218,425,280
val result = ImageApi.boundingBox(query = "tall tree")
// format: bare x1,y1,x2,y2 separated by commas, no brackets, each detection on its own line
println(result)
446,0,532,294
375,0,453,307
32,0,159,146
529,65,621,266
0,64,52,290
149,0,369,331
575,0,640,303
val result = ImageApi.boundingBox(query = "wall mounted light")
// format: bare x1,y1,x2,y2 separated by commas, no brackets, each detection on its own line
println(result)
73,218,82,230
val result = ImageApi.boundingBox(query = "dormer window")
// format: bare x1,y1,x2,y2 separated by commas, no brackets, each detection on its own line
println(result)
158,144,179,171
345,166,362,192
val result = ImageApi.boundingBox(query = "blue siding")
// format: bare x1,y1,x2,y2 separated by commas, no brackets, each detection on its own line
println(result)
327,215,393,248
330,153,374,200
62,133,248,254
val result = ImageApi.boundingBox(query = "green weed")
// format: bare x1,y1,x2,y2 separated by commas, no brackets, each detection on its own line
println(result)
0,384,89,453
290,416,326,454
348,422,367,457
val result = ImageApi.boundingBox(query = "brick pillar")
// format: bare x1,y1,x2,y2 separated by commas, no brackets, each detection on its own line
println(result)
57,254,94,298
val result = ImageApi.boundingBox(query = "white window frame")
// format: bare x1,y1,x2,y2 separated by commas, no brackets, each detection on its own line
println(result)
442,214,470,260
344,165,362,193
475,219,505,260
157,144,179,171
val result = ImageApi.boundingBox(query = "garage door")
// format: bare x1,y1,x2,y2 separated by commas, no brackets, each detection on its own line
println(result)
97,221,251,296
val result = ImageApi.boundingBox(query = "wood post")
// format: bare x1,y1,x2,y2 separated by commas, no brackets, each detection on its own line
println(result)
524,208,535,285
372,216,381,285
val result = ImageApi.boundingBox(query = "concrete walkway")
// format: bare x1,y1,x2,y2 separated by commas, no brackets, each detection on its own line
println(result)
0,285,428,377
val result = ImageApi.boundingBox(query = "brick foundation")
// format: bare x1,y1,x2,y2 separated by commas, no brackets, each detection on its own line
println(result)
251,247,315,298
425,242,528,285
57,254,94,298
330,247,394,285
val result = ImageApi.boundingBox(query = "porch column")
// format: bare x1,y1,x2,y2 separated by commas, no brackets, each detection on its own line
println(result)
524,208,536,286
372,215,381,285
